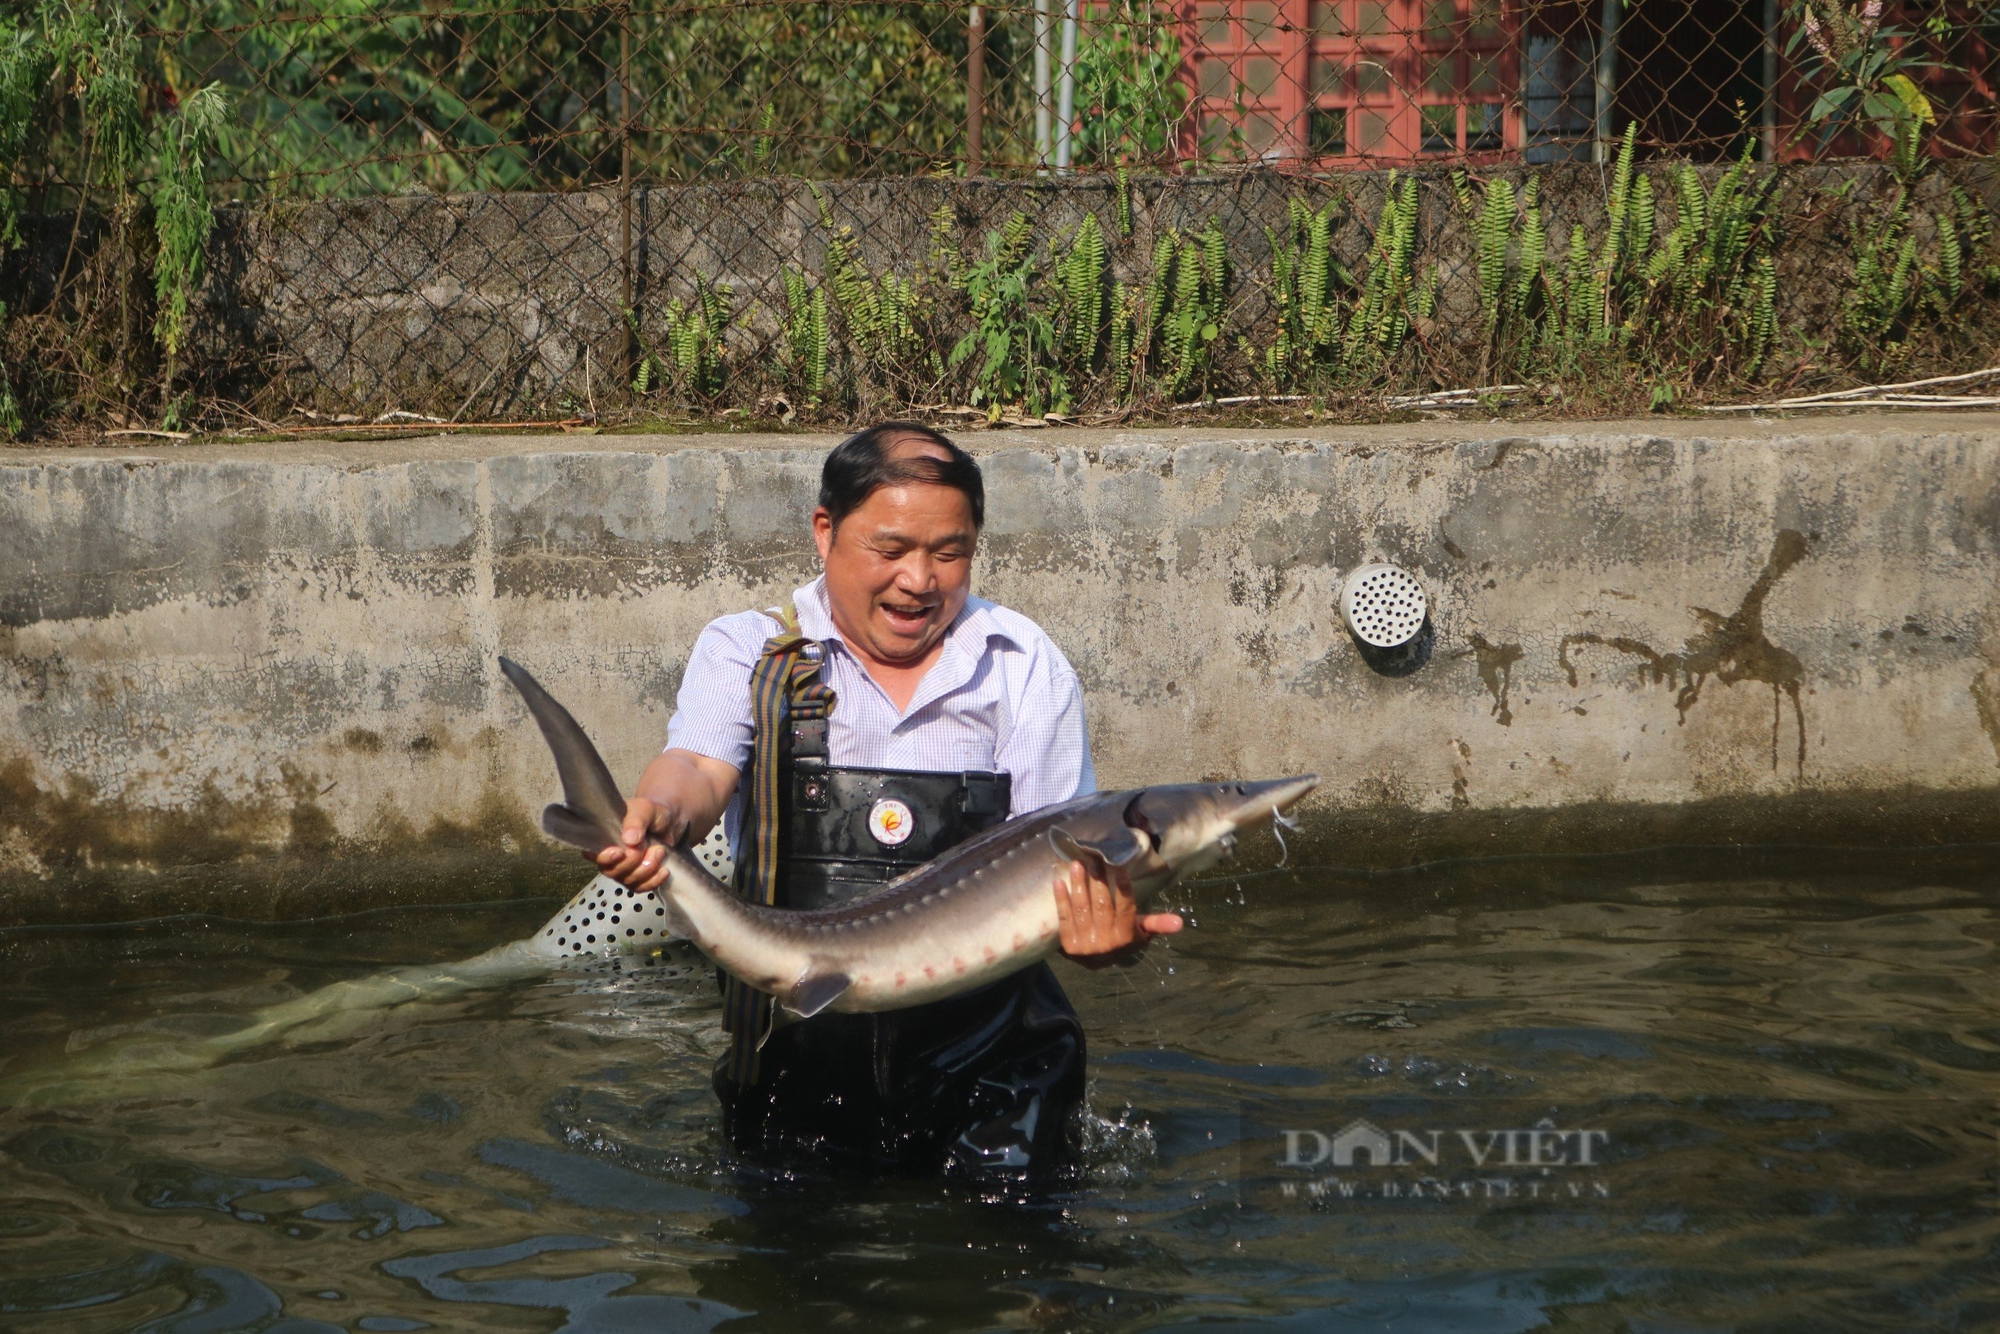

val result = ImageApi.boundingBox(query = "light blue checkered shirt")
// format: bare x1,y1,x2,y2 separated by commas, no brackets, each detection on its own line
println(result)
666,576,1096,852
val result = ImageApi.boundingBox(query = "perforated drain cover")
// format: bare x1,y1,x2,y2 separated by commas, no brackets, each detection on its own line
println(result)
1339,563,1428,648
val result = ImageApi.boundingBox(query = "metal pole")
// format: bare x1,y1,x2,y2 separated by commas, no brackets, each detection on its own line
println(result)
1761,0,1779,162
1035,0,1054,170
1594,0,1620,163
620,3,636,384
968,4,985,174
1054,0,1080,172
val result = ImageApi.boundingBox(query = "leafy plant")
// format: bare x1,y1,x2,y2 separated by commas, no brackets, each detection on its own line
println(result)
1341,173,1433,372
1787,0,1940,166
0,301,18,439
780,268,830,404
1136,220,1229,398
949,211,1064,414
1050,211,1107,377
1069,0,1188,169
656,279,734,399
152,82,230,363
818,190,933,397
1629,147,1780,378
1841,178,1989,372
1262,196,1350,388
0,22,55,247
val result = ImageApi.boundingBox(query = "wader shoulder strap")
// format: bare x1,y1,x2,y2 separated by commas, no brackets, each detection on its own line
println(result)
720,602,834,1084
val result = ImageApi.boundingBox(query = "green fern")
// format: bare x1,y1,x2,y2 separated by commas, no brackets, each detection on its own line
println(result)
661,278,733,398
1509,176,1545,322
1146,220,1228,397
1836,170,1978,373
1343,173,1422,369
1262,194,1349,387
1476,178,1514,320
1109,281,1135,400
1592,125,1638,340
1053,212,1106,370
781,267,829,402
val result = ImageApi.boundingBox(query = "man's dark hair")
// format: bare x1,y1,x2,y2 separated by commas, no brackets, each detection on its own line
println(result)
819,422,984,530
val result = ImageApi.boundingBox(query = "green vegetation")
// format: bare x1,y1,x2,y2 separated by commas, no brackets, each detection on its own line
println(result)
1,0,1994,436
604,148,1994,426
1,1,228,436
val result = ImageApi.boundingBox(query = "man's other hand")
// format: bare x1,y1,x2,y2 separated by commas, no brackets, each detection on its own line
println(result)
1054,859,1183,967
593,797,683,895
589,749,740,896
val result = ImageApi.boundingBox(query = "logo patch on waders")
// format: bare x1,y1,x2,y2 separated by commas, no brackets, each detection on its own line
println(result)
868,798,916,846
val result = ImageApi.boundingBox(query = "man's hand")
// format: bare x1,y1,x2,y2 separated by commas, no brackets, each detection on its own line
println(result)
594,797,685,895
589,749,740,896
1054,859,1183,968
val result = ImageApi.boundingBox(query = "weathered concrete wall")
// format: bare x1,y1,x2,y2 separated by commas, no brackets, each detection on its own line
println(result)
4,415,2000,923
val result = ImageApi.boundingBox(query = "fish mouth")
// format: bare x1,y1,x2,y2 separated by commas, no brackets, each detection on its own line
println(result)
1219,775,1320,832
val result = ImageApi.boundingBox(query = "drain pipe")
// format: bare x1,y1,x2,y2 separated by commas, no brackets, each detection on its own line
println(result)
1034,0,1054,170
1054,0,1081,172
1594,0,1620,162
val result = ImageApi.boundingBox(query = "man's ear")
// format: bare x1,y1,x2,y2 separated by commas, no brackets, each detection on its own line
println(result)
811,507,835,564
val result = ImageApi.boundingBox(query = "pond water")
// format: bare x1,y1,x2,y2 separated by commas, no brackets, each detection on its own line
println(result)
2,846,1997,1332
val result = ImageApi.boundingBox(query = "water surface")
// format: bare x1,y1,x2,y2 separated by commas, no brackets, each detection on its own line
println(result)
2,847,1997,1331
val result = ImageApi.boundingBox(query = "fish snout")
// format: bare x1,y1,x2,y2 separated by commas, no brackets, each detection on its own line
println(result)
1220,774,1320,831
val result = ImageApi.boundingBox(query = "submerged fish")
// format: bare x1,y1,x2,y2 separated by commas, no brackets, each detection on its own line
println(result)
498,656,1318,1019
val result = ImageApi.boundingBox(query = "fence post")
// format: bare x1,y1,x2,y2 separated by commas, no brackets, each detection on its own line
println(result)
1761,0,1779,161
1035,0,1054,169
1054,0,1080,171
1593,0,1620,162
968,4,985,174
620,1,636,387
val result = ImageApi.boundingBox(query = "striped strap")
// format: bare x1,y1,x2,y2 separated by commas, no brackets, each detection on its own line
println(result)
719,602,833,1084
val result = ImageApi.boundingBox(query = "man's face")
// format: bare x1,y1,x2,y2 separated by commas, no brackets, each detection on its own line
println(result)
812,450,978,668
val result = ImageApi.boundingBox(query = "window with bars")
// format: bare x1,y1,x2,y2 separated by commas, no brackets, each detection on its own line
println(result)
1182,0,1996,167
1187,0,1518,163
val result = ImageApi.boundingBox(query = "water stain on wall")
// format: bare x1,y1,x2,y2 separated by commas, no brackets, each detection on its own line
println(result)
0,752,539,876
1462,635,1524,725
1971,669,2000,768
1559,529,1810,776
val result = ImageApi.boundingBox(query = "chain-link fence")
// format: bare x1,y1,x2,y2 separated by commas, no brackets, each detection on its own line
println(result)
1,0,1997,435
29,0,1996,198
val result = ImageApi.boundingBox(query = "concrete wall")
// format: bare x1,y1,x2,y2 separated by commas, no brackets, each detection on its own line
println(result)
4,415,2000,923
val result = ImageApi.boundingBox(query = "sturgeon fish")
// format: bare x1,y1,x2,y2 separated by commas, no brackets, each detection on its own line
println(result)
498,657,1319,1020
0,661,1315,1108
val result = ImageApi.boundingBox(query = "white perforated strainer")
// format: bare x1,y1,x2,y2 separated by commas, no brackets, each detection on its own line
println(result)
1339,563,1428,648
691,823,735,882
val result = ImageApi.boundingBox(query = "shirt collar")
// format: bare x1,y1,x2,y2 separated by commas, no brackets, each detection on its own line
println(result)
790,576,1017,714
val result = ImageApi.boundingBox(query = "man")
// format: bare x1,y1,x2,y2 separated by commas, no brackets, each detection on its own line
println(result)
593,423,1177,1185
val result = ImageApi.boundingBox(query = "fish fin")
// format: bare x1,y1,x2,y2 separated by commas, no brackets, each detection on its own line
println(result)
756,1005,803,1050
1050,826,1147,869
498,656,627,849
541,803,616,853
779,969,853,1020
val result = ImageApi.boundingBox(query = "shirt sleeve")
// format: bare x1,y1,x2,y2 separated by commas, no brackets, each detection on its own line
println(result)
663,613,770,772
994,638,1096,817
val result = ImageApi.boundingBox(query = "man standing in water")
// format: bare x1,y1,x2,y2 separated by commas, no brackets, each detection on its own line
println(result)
591,423,1177,1185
